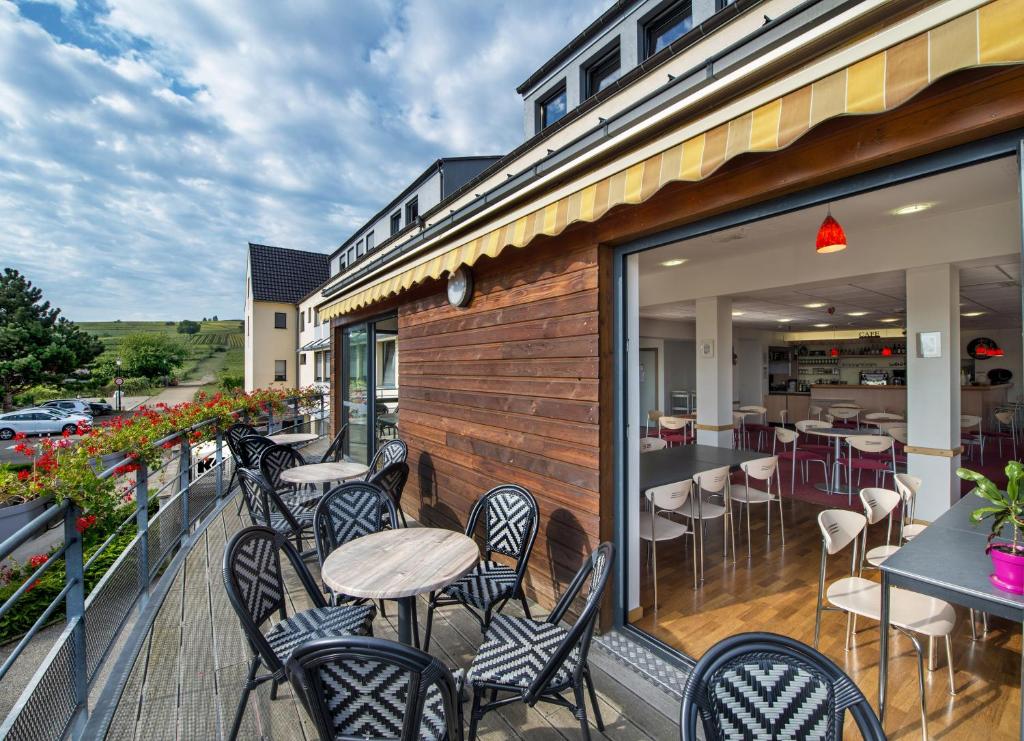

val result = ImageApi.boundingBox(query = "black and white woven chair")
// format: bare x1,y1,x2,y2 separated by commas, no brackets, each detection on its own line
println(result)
367,460,410,527
465,542,613,741
225,422,258,488
313,481,398,604
319,424,349,463
422,485,539,652
238,435,276,472
237,468,315,555
222,526,375,741
366,439,408,478
679,632,885,741
259,443,315,508
287,636,462,741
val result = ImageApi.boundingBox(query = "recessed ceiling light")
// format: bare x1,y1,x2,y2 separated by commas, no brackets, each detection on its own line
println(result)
731,311,745,316
892,202,935,216
813,323,830,328
879,318,900,323
804,302,826,308
660,258,688,267
846,311,868,316
777,318,792,323
962,311,985,317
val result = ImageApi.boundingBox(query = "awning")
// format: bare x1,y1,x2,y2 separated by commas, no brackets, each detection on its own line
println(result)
321,0,1024,321
299,338,330,351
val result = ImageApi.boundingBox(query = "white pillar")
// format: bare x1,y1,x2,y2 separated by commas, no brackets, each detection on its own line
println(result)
906,264,961,521
695,296,734,447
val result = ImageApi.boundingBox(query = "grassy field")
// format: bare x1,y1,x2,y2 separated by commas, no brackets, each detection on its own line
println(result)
79,319,244,385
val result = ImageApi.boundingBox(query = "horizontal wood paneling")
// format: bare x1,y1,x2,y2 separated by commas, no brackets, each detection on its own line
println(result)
396,233,603,609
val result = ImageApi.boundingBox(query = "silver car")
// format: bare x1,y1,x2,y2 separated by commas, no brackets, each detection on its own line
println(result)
41,399,94,418
0,408,90,440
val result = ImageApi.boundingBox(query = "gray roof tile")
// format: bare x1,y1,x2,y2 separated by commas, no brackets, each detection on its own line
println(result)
248,243,329,304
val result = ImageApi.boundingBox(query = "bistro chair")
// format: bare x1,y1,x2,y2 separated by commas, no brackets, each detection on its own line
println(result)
773,427,829,495
422,485,539,651
222,526,375,741
641,482,696,596
894,473,927,542
319,423,348,463
225,422,259,485
366,439,408,477
813,510,956,738
640,437,668,453
675,466,735,581
679,632,886,741
465,542,613,741
858,487,903,570
286,636,463,741
647,409,663,436
259,443,309,505
367,459,411,527
795,419,834,461
237,468,315,555
835,435,897,504
729,456,784,558
960,415,985,464
991,409,1018,456
731,411,749,449
828,406,860,429
313,481,397,604
375,401,399,441
659,416,692,446
238,435,276,472
738,405,770,451
864,412,904,426
808,405,824,420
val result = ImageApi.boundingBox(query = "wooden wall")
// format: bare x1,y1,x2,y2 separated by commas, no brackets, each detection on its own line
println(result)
396,228,603,609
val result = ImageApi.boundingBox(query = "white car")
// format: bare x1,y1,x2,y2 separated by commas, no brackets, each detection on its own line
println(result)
0,408,91,440
41,399,94,418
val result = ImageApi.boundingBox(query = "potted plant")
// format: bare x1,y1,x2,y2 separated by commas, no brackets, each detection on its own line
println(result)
958,461,1024,594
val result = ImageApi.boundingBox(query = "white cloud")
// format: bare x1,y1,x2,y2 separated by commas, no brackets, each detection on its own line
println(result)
0,0,609,320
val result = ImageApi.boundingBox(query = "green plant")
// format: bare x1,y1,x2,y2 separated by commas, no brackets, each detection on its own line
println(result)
958,461,1024,551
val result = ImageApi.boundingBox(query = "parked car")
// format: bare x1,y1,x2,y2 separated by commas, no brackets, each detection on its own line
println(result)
87,401,114,416
41,399,94,417
0,408,90,440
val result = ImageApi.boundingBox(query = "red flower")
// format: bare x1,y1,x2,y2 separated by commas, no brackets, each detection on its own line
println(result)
27,554,48,569
17,470,30,481
13,432,26,441
75,515,97,533
62,428,71,438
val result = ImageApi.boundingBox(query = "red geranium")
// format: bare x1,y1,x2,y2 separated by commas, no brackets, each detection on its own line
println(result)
27,554,48,569
75,515,97,533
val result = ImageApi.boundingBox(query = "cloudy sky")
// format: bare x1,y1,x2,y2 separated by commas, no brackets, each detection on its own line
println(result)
0,0,608,321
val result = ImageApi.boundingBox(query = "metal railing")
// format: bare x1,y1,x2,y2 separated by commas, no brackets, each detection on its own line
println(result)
0,392,329,740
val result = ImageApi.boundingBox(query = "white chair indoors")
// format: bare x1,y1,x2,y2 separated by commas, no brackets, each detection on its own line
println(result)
778,408,789,427
813,509,956,739
729,456,784,558
858,487,903,569
640,437,668,453
773,427,829,495
828,406,860,429
808,404,824,420
991,409,1018,456
864,412,904,426
960,414,985,465
659,415,691,447
835,435,897,504
738,405,770,451
731,411,749,449
894,473,927,543
673,466,735,584
647,409,662,436
796,419,834,462
640,482,696,604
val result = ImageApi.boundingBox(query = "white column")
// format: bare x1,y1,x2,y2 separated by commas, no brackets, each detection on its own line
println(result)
626,254,641,614
906,264,961,521
696,296,734,447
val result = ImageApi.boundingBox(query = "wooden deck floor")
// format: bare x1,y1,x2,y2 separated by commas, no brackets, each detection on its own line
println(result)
104,489,679,740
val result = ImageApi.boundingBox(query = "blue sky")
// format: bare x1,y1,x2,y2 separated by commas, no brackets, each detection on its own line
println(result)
0,0,608,321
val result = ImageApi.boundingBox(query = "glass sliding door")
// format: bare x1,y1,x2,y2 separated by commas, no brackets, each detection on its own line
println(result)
339,314,399,464
341,323,370,463
374,316,400,445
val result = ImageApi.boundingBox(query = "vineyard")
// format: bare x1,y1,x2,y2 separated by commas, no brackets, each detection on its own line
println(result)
187,332,244,348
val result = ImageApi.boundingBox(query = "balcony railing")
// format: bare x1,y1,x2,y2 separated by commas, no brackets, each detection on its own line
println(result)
0,393,329,740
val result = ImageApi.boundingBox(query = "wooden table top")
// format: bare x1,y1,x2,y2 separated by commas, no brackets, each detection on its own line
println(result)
279,461,368,485
321,528,479,599
268,432,319,446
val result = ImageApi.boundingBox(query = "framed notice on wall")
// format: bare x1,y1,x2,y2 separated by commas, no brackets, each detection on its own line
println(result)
699,340,715,358
917,331,942,358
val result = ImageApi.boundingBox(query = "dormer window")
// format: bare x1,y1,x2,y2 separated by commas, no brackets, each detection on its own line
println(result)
366,231,375,251
537,81,567,130
642,1,693,59
582,41,620,100
405,197,419,226
390,211,401,235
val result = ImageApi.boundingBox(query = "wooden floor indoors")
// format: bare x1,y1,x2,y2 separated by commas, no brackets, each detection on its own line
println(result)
634,462,1022,740
104,481,677,740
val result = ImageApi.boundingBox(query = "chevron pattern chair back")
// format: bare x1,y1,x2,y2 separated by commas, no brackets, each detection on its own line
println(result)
226,422,259,465
313,482,398,567
287,636,462,741
367,439,408,477
238,435,276,471
320,424,349,463
469,485,538,562
260,443,306,491
238,468,271,525
679,632,885,741
367,461,410,525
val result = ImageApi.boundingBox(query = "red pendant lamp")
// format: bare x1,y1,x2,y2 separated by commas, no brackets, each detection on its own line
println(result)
881,347,892,357
816,207,847,254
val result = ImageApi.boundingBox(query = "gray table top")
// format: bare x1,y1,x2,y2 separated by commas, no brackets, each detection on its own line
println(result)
640,444,762,491
881,493,1024,619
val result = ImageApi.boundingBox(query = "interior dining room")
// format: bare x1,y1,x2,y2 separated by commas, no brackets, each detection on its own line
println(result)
624,155,1024,738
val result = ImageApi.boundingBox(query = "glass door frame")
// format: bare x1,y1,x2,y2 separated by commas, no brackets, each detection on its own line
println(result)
338,310,398,465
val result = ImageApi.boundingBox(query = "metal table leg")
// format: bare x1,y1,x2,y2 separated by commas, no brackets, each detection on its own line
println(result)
397,596,416,646
879,571,890,723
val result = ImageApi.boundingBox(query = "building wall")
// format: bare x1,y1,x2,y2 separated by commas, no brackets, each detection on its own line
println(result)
247,301,298,391
389,231,603,609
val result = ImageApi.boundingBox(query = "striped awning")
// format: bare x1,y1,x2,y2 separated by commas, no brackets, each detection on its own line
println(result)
321,0,1024,321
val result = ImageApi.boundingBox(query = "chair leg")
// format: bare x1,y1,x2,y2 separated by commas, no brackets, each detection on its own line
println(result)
945,635,957,695
270,678,278,700
573,683,593,741
228,656,260,741
907,632,929,740
584,666,604,731
467,687,483,741
520,594,532,620
398,506,408,528
422,595,435,652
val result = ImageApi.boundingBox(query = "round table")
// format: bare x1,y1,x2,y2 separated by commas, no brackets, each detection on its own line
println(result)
268,432,319,446
805,427,881,496
322,528,479,645
279,461,369,486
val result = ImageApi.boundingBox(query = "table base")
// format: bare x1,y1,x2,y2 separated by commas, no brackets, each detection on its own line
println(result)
814,482,859,497
396,597,420,647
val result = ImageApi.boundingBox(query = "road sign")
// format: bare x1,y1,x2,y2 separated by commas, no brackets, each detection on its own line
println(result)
114,377,124,387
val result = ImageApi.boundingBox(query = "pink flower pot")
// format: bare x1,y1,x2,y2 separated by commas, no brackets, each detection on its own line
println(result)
989,544,1024,594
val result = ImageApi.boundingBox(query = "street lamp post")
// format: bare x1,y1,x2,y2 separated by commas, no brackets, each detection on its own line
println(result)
115,357,122,412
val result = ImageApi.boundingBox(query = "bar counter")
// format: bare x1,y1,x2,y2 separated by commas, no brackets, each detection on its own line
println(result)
810,383,1012,417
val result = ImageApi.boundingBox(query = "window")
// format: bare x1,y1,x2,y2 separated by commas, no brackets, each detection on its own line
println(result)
356,239,365,257
405,197,418,226
274,360,287,382
537,82,567,130
308,308,313,323
390,211,401,236
274,312,287,329
300,311,305,332
642,1,693,58
583,42,620,100
314,308,320,327
347,246,355,265
314,352,323,382
324,350,332,382
300,353,307,366
366,231,375,251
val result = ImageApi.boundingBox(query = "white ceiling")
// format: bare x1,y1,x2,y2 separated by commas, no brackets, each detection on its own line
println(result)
639,158,1022,330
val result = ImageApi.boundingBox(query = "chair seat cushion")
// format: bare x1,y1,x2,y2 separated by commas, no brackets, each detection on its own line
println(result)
266,604,375,660
468,615,577,690
441,561,519,610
